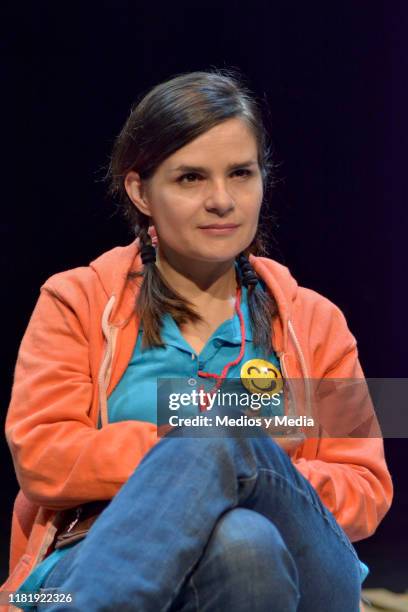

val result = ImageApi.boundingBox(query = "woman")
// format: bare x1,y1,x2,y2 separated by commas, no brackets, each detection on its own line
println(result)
2,70,392,611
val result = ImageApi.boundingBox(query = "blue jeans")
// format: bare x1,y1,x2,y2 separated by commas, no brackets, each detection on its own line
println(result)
39,426,362,611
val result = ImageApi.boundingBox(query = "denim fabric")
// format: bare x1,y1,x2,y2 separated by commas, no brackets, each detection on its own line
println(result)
38,423,362,612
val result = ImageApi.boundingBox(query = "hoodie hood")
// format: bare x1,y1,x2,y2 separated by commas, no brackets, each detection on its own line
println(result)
89,237,299,352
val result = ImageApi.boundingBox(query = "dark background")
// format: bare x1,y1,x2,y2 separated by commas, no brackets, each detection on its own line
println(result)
2,0,407,591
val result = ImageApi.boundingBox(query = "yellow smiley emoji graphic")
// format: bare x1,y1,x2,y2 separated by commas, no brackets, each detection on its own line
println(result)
240,359,283,395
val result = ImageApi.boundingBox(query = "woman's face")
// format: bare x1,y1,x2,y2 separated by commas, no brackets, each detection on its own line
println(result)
125,117,264,266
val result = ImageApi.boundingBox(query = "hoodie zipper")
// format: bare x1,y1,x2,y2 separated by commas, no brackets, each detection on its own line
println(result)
287,319,312,417
98,295,116,428
278,351,298,421
278,320,312,447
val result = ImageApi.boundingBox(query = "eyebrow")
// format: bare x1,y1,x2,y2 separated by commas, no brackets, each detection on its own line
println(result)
169,160,258,174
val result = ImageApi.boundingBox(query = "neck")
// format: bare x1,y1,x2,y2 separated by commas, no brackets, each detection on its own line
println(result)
155,247,239,310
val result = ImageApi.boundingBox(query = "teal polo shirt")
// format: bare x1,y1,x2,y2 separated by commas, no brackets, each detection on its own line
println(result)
105,279,283,426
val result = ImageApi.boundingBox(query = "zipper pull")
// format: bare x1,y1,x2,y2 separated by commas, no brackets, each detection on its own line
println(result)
66,507,83,533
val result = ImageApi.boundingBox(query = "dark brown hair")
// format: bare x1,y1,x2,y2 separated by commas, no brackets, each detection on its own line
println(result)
107,68,278,353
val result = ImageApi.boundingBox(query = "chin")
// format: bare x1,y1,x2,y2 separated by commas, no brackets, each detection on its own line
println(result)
190,250,242,264
171,239,251,264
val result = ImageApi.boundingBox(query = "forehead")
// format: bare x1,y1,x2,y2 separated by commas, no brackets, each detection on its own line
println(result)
163,118,258,170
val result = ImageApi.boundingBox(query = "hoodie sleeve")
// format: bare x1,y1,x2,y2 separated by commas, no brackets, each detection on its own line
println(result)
292,294,394,542
5,277,159,512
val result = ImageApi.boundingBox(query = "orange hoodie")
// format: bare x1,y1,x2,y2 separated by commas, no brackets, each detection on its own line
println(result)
1,238,393,605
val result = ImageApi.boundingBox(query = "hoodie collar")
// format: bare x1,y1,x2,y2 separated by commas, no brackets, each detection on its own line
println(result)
90,238,143,327
249,254,297,352
89,239,298,353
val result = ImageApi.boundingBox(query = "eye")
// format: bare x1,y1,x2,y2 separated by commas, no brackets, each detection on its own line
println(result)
231,168,253,179
177,172,202,184
177,168,253,184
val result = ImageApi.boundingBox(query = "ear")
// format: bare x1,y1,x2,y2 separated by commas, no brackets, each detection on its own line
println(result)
124,171,152,217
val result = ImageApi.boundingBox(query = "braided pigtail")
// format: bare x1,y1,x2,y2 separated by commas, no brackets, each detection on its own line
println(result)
236,251,278,355
129,217,203,349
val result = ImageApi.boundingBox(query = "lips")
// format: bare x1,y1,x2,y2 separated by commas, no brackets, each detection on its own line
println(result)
198,224,240,229
198,224,240,236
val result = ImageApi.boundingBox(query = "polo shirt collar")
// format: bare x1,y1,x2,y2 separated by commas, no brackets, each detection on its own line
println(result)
159,282,259,353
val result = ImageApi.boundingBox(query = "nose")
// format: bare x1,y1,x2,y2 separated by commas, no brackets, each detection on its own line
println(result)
204,178,235,215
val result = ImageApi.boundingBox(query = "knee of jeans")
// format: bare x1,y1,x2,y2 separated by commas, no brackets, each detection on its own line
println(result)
207,508,297,581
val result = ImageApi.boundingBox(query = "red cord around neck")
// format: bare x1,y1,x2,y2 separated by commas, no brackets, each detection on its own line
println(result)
197,285,245,412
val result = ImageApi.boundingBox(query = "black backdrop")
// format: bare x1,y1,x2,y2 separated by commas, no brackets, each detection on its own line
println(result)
2,0,407,590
